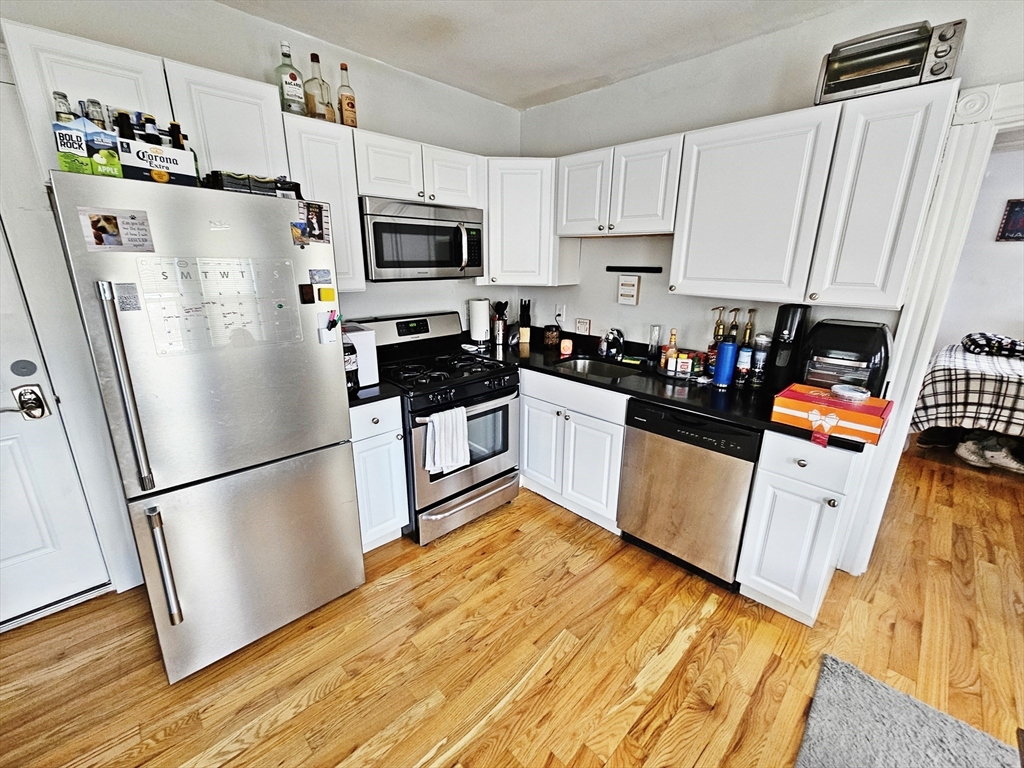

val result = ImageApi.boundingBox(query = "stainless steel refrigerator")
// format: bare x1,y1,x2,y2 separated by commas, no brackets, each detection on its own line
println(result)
50,172,364,683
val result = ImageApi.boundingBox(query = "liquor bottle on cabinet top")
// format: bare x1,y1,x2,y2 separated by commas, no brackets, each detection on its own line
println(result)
304,53,336,122
275,41,307,115
336,63,358,127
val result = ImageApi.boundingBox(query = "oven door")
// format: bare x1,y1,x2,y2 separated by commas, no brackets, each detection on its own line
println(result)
411,391,519,510
364,215,482,280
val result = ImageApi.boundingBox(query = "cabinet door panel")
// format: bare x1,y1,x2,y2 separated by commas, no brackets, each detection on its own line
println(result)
422,145,482,208
520,396,564,493
164,60,288,179
353,431,409,552
562,410,623,522
283,115,365,291
806,82,958,308
2,20,174,182
670,105,841,302
353,130,423,200
487,158,555,285
556,148,613,235
609,134,683,234
736,470,843,622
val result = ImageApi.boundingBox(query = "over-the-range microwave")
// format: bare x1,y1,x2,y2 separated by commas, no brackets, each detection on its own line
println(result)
361,196,484,281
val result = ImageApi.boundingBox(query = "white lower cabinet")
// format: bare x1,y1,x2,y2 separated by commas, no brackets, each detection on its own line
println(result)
737,430,864,626
350,398,408,552
520,385,624,533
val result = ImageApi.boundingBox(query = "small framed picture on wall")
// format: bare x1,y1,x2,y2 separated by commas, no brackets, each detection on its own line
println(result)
996,199,1024,241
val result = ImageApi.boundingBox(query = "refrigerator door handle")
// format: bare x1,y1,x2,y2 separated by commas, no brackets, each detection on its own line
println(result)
146,506,183,625
97,281,155,491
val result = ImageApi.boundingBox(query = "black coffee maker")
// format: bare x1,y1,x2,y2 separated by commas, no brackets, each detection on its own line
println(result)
765,304,810,394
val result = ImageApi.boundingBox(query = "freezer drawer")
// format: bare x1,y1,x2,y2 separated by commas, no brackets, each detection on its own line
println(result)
130,443,364,683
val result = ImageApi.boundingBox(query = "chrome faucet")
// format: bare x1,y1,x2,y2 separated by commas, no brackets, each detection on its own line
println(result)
600,328,625,360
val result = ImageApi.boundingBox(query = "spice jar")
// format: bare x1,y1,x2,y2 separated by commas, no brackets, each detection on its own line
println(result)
543,324,560,348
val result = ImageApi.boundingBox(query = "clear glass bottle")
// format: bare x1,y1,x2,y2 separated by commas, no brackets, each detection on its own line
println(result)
53,91,75,123
85,99,106,129
303,53,336,122
275,41,306,115
336,63,357,127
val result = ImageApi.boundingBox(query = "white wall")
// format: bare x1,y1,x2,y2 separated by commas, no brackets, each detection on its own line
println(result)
519,236,899,353
520,0,1024,156
0,0,520,156
933,149,1024,354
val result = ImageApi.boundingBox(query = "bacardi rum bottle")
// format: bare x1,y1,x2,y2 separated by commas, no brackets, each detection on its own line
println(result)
274,41,306,115
303,53,335,122
336,63,357,127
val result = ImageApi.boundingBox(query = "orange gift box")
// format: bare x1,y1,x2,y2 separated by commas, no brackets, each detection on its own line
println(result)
771,384,893,445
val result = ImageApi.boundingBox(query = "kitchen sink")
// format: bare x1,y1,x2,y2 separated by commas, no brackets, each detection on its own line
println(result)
553,358,640,380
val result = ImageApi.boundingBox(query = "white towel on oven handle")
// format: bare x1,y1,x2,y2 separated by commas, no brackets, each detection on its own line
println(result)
424,406,470,474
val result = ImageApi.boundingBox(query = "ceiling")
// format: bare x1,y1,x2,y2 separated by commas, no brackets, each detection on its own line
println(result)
216,0,854,110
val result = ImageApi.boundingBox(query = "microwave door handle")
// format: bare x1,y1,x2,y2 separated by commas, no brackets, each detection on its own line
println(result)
97,281,155,491
457,222,468,271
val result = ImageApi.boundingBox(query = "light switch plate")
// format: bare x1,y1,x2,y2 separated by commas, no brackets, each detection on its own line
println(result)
576,318,591,335
618,275,640,306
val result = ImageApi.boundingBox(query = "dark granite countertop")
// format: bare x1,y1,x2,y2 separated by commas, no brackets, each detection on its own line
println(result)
348,380,402,407
490,334,866,453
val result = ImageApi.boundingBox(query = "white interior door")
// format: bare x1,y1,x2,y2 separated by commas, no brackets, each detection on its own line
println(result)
0,230,108,624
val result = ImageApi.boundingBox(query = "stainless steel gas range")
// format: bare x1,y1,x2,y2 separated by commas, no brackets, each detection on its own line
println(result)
359,312,519,544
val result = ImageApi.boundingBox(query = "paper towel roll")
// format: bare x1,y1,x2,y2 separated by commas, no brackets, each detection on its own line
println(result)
469,299,490,342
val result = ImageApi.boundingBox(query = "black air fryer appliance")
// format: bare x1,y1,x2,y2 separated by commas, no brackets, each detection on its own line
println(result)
800,320,892,397
765,304,810,394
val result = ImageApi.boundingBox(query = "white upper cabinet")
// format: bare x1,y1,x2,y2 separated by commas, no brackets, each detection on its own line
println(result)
806,81,959,309
282,114,365,292
669,105,841,302
608,134,683,234
353,131,483,207
556,148,613,235
2,20,173,182
353,130,424,201
555,135,682,236
164,60,288,179
487,157,580,286
422,144,484,208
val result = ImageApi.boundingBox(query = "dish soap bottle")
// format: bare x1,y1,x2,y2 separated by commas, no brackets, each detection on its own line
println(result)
734,308,756,388
706,307,726,376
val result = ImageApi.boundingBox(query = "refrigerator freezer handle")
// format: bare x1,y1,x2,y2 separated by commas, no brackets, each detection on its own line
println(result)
146,506,183,625
96,281,155,491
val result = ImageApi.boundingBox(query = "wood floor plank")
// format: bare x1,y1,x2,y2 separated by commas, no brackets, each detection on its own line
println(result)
1,448,1020,766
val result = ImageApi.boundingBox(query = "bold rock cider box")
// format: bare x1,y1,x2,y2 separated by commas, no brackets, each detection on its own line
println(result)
771,383,893,446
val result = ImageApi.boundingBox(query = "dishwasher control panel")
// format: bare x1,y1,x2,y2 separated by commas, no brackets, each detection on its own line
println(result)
625,399,761,462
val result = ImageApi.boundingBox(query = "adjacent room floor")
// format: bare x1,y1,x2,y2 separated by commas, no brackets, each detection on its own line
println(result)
1,447,1021,767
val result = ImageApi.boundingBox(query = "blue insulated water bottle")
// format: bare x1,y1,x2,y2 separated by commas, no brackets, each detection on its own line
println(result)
713,341,738,389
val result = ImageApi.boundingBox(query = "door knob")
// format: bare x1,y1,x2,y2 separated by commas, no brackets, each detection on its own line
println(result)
1,385,50,420
826,498,838,508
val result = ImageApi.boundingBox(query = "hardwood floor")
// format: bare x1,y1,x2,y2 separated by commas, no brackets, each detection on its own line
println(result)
1,448,1021,767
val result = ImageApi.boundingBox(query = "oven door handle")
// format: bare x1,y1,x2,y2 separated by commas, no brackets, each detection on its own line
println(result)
414,392,519,424
457,222,468,272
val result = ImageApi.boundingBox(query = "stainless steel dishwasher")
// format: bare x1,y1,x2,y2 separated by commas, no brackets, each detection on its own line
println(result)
617,398,762,586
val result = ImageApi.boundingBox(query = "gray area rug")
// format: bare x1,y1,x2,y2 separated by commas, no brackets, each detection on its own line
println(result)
796,655,1018,768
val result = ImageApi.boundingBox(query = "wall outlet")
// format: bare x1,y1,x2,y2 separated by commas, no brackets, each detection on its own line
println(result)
554,303,567,323
576,318,591,335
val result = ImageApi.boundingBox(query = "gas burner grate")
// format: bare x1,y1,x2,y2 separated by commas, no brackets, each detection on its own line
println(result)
389,364,428,381
413,371,451,385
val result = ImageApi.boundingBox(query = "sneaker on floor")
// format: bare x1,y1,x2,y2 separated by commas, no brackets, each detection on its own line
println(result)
982,444,1024,474
955,440,992,468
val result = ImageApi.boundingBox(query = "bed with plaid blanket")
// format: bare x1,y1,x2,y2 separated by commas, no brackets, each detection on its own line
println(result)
911,344,1024,435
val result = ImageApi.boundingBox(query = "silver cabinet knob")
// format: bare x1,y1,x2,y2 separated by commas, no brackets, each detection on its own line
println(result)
564,414,570,421
396,433,404,441
669,285,676,292
491,277,497,283
417,191,425,197
556,410,562,417
371,417,380,424
796,459,807,468
429,194,435,200
608,224,615,231
597,224,605,231
809,293,819,300
826,498,838,508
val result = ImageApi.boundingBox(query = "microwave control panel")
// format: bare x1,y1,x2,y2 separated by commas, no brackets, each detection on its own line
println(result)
466,228,482,268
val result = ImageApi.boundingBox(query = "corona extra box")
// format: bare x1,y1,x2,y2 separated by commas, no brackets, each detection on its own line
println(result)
772,383,893,445
117,138,197,186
